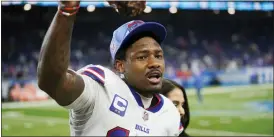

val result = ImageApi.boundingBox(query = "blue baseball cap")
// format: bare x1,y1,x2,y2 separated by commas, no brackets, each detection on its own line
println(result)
110,20,167,61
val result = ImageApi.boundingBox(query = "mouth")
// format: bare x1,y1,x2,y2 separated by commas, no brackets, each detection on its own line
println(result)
146,70,162,85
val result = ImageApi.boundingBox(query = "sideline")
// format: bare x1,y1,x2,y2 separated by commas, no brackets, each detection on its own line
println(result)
2,84,273,109
187,128,272,136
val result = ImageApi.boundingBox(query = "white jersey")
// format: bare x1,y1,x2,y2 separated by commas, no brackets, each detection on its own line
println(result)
63,64,181,136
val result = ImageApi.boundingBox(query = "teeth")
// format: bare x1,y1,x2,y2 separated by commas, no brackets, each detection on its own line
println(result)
147,72,161,79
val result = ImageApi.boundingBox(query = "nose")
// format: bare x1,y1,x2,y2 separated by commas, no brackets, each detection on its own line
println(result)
178,107,185,118
147,56,161,69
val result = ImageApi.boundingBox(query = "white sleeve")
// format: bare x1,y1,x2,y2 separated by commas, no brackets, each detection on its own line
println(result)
62,65,106,111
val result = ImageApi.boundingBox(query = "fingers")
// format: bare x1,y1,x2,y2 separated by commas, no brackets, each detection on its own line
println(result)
108,1,145,17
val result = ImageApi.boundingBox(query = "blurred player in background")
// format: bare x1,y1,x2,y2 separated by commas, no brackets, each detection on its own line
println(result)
191,61,204,104
37,1,181,136
161,79,190,137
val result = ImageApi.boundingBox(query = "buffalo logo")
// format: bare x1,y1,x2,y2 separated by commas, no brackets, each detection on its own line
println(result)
127,20,144,32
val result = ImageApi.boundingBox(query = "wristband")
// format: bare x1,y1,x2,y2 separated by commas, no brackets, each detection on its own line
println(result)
58,4,80,17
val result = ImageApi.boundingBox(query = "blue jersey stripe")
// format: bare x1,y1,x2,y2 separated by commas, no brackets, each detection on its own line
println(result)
82,71,104,85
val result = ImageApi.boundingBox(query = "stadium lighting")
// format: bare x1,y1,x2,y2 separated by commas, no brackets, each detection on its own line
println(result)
87,5,95,12
1,1,11,6
11,1,21,5
169,6,177,14
103,1,110,6
144,6,152,13
254,2,261,10
228,2,235,8
27,0,38,5
200,1,208,9
170,1,179,7
228,7,235,15
24,4,32,11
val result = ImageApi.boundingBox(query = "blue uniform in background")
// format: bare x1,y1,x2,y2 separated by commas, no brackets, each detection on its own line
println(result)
193,71,203,104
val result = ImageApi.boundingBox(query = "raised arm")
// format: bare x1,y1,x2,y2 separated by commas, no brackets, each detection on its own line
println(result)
37,1,84,106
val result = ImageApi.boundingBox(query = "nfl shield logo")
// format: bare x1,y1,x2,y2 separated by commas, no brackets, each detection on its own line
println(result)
142,111,149,121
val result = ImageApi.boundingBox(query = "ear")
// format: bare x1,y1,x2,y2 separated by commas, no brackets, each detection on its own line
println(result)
114,60,125,73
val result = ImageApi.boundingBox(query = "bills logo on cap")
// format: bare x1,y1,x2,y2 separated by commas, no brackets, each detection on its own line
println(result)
127,20,144,32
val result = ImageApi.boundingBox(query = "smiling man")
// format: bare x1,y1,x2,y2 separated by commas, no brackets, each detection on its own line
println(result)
37,1,180,136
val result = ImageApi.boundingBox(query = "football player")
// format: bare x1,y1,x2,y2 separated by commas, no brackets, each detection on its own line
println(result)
37,1,181,136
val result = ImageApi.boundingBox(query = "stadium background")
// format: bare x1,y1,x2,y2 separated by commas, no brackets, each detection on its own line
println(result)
1,1,273,136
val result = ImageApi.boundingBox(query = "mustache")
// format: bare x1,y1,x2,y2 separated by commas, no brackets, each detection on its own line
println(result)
145,68,162,77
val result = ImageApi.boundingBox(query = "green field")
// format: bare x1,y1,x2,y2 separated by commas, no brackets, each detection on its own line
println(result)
2,84,273,136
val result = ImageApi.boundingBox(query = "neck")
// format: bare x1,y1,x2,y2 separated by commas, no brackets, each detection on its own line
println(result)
124,80,154,98
139,92,153,98
136,92,153,109
132,87,154,98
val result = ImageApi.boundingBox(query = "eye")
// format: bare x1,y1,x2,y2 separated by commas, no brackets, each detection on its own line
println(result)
173,102,179,107
137,56,147,60
155,54,163,59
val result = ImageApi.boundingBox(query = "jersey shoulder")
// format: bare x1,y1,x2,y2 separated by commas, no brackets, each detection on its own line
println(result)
160,94,178,113
160,94,182,135
76,64,121,86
